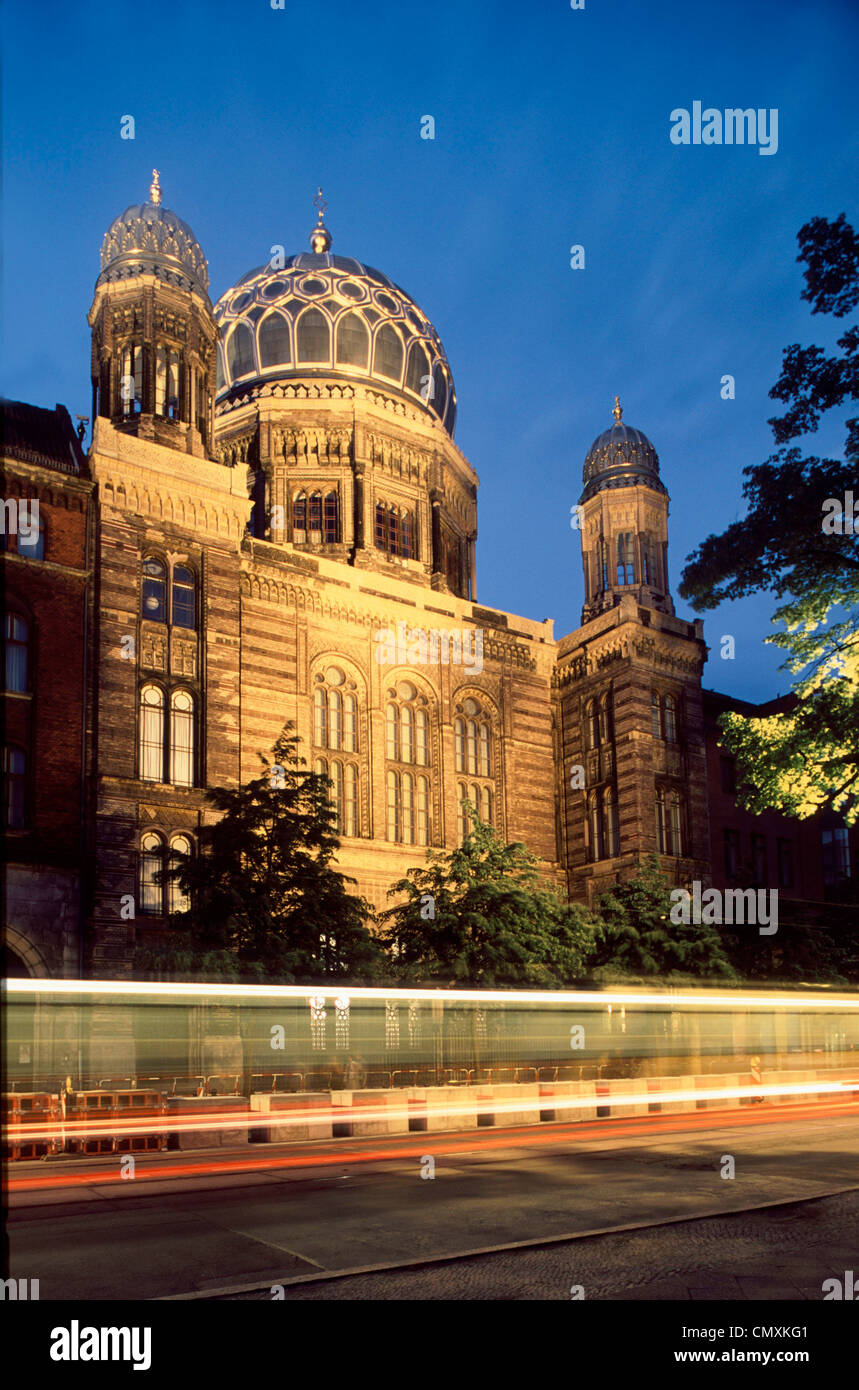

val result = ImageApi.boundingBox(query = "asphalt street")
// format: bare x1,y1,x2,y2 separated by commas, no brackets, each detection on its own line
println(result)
6,1103,857,1300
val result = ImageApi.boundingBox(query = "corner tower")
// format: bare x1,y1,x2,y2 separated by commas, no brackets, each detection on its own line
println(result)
555,399,711,905
88,171,218,458
579,397,673,623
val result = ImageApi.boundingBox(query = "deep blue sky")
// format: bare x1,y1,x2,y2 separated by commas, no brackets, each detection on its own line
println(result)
3,0,857,702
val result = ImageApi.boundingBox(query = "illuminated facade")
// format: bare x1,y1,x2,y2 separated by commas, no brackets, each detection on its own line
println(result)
3,176,716,978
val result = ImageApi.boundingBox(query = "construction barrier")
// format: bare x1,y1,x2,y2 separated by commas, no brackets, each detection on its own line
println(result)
164,1094,249,1149
249,1092,333,1143
330,1089,401,1138
2,1092,61,1161
406,1085,478,1133
485,1083,541,1127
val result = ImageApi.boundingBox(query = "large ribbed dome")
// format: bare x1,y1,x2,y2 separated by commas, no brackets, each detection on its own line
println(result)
580,399,665,502
97,172,210,299
213,224,457,438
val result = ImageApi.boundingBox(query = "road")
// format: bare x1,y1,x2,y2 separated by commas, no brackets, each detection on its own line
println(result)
6,1101,857,1301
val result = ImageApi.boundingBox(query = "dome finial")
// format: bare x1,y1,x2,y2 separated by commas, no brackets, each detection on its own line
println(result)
310,186,332,253
612,394,623,423
149,170,162,206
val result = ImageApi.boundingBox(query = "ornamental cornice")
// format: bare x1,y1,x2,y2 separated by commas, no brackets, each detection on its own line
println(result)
633,634,705,675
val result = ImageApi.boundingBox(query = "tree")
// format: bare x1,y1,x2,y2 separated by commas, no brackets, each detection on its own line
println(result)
592,855,734,979
149,724,383,982
679,214,859,824
378,805,598,987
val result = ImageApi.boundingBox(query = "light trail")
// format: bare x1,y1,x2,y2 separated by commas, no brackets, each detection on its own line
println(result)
7,1096,858,1195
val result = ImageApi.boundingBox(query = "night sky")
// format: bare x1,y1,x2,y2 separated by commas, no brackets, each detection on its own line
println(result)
3,0,857,702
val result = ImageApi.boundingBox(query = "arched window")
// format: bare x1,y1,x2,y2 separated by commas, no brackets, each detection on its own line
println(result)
598,538,609,591
457,784,470,845
374,502,415,558
584,698,598,751
386,703,398,761
155,346,180,418
171,566,196,629
139,832,165,914
259,312,291,368
479,723,490,777
668,790,684,855
415,708,428,766
335,312,369,368
642,534,658,586
616,532,635,585
3,745,27,828
328,689,342,750
405,341,429,396
374,324,403,380
589,792,603,861
142,558,167,623
121,345,143,413
170,690,195,787
344,695,357,753
604,788,619,857
314,687,327,746
480,784,492,826
294,492,308,540
651,691,662,740
323,490,339,543
599,694,612,744
168,835,193,914
344,763,358,837
401,511,414,560
309,491,322,538
386,769,399,842
139,685,165,782
402,772,415,844
431,363,447,419
663,694,677,744
330,760,343,832
227,322,255,379
296,307,330,363
4,612,29,692
401,705,414,765
417,775,430,845
466,719,478,775
454,717,465,772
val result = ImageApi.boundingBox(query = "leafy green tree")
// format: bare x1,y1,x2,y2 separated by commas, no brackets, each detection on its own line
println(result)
592,855,734,979
378,805,598,987
150,724,383,982
679,214,859,824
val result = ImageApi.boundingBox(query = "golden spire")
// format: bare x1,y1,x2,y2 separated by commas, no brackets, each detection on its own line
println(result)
149,170,162,206
309,186,332,253
612,394,623,422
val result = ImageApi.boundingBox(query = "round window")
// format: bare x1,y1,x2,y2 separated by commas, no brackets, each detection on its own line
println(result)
398,681,416,701
463,698,479,716
325,666,345,686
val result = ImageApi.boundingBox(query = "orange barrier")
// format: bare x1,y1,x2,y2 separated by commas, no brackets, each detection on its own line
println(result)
2,1092,61,1161
249,1092,333,1143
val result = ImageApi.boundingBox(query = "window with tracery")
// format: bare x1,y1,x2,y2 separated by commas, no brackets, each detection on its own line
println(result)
385,680,432,845
375,502,415,559
312,666,360,836
656,787,684,856
293,490,339,544
454,697,496,844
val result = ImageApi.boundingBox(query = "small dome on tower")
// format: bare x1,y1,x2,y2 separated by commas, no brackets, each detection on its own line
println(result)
580,396,665,503
96,171,210,299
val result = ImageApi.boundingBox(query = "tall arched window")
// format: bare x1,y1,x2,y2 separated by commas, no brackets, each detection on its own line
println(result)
598,538,609,591
405,341,429,396
227,322,255,379
155,346,181,418
589,791,603,861
323,490,339,543
139,832,165,914
294,492,308,541
386,703,399,760
171,566,196,630
335,312,369,368
616,532,635,585
374,324,403,380
402,772,415,844
344,694,357,752
259,312,291,367
314,687,327,746
668,790,684,855
584,698,599,751
415,708,428,766
344,763,358,837
4,611,29,692
663,694,677,744
480,784,492,826
478,723,490,777
296,307,330,363
651,691,662,740
642,535,658,586
386,770,400,842
374,502,415,559
328,689,342,750
599,694,612,744
656,788,667,853
457,783,470,845
170,690,195,787
313,668,360,834
121,345,143,413
454,698,495,834
142,558,167,623
309,492,322,538
401,705,414,764
3,745,27,828
454,717,466,772
139,685,165,782
168,835,193,914
604,788,619,857
656,789,683,855
416,775,430,846
466,719,478,775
